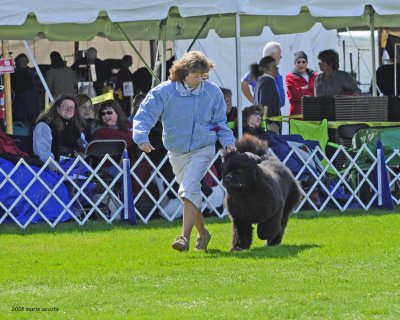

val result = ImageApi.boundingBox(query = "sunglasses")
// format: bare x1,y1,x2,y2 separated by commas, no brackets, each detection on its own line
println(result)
100,110,114,116
296,60,307,64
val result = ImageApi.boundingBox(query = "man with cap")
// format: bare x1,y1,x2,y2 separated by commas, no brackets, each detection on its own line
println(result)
285,51,318,116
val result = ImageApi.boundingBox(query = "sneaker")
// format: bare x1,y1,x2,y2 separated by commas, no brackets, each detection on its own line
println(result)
171,235,189,252
195,229,211,251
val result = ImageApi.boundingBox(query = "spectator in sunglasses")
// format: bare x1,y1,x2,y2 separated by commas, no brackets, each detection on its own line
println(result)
234,105,268,143
92,100,155,199
285,51,318,116
92,100,138,161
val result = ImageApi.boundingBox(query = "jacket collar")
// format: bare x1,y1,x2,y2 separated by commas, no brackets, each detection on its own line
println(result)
292,68,315,77
176,80,203,96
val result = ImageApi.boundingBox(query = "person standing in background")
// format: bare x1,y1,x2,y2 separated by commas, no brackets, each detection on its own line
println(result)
285,51,318,116
241,42,285,108
115,55,134,116
315,49,361,97
71,47,106,96
251,56,281,134
46,51,78,98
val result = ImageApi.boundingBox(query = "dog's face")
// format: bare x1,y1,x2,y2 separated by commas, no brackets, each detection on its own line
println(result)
222,152,262,192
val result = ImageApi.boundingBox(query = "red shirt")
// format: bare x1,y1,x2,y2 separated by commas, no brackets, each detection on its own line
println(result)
285,70,318,116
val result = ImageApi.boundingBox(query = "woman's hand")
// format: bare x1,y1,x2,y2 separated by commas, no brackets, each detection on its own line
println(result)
225,144,237,153
139,142,155,153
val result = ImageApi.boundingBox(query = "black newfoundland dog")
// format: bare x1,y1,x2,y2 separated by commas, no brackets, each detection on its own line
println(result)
222,134,301,251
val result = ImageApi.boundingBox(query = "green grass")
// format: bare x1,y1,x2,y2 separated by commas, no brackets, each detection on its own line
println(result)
1,209,400,319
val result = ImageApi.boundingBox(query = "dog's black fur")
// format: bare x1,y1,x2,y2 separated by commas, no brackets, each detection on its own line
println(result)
222,134,301,251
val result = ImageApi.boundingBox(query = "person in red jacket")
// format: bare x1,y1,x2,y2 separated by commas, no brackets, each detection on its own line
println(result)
285,51,318,116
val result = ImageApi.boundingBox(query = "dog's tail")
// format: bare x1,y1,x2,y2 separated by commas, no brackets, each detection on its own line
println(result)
235,134,268,157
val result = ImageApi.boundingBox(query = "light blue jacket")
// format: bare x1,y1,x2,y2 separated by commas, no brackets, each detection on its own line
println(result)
132,80,235,153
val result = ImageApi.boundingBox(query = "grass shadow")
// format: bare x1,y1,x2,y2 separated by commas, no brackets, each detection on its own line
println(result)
0,218,178,236
191,244,319,260
293,207,399,219
0,216,230,236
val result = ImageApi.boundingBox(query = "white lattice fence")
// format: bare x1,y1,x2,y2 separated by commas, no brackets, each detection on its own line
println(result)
0,144,397,228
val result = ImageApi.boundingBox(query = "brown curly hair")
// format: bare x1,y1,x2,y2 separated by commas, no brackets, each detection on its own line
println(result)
169,51,215,82
242,105,264,125
36,94,85,132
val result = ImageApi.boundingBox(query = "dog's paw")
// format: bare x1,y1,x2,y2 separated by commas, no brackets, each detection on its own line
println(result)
265,240,281,247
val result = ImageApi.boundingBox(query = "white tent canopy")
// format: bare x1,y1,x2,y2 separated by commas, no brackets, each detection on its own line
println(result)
0,1,400,40
1,0,398,134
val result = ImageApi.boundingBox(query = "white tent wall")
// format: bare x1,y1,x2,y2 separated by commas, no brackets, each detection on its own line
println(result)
337,30,379,94
174,24,337,133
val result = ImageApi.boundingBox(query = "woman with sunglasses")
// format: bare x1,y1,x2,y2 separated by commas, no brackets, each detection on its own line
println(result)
234,105,269,144
33,95,85,165
285,51,318,116
92,100,155,201
92,100,138,161
132,51,236,252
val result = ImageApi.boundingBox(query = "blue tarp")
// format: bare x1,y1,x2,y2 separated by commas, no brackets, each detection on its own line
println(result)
0,157,73,224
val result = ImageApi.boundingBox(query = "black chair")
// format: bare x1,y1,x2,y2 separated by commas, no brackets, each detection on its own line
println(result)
84,139,127,166
74,139,127,219
337,123,370,146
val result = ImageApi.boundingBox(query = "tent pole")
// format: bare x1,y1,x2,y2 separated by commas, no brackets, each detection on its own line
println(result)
22,40,54,103
2,40,13,134
161,20,167,82
235,13,243,138
186,17,211,52
369,6,377,97
114,23,160,84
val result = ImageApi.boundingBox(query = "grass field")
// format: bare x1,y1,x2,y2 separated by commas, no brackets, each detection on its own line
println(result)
1,209,400,319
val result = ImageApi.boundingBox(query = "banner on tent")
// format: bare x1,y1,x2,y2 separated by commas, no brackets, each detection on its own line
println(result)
0,58,14,73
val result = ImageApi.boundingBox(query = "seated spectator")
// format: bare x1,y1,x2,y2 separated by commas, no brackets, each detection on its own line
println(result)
234,105,269,144
76,93,95,143
285,51,318,116
91,100,137,160
33,95,85,164
92,99,157,208
132,67,152,94
315,49,362,97
251,56,281,133
128,93,146,121
45,51,78,98
115,55,134,116
220,87,237,126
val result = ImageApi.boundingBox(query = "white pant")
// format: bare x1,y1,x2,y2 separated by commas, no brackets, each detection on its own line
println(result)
168,145,215,209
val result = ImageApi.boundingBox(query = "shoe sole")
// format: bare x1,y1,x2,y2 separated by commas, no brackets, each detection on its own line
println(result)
195,233,211,251
171,243,189,252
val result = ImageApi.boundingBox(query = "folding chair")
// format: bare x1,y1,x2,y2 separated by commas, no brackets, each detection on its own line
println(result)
76,139,127,219
84,139,127,166
337,123,370,146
